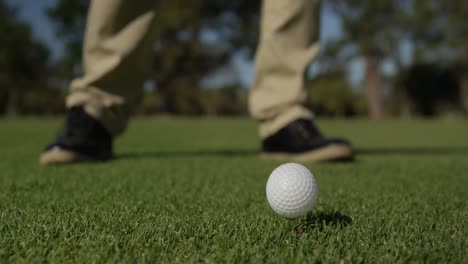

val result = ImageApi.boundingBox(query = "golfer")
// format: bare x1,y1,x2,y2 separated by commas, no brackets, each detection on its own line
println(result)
40,0,353,165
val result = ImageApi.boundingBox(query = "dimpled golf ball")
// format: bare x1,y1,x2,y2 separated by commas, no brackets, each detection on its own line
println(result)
266,163,318,219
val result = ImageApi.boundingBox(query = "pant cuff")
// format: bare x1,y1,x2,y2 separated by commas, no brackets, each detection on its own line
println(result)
66,89,128,136
258,105,313,139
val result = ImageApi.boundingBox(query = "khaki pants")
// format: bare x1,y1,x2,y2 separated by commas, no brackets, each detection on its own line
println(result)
67,0,320,138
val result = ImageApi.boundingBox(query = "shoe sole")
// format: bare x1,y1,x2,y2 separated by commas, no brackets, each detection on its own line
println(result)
39,148,104,165
260,144,353,162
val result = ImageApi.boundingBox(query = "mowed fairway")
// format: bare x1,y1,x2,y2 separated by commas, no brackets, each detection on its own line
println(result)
0,118,466,262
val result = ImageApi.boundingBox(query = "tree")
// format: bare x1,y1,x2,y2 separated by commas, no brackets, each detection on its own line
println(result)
47,0,89,79
405,0,468,115
148,0,259,114
404,63,459,116
445,1,468,115
306,71,367,117
329,0,410,119
0,0,49,116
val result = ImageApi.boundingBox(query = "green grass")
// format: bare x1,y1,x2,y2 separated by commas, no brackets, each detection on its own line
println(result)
0,118,467,263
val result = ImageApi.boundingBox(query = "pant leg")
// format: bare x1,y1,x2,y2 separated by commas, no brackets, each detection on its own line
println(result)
66,0,157,136
249,0,321,138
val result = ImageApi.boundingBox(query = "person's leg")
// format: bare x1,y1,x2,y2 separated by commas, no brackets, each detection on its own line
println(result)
67,0,157,136
40,0,157,164
250,0,319,137
251,0,353,161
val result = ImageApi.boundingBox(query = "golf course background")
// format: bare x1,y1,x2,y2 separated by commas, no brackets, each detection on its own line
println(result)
1,1,467,262
0,118,466,262
2,0,468,119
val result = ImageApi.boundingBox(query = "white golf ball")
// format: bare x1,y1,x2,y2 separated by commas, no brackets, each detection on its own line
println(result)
266,163,318,219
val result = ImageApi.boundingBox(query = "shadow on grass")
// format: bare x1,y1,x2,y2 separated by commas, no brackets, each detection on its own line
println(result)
295,211,352,236
117,149,258,160
356,146,468,155
117,150,356,162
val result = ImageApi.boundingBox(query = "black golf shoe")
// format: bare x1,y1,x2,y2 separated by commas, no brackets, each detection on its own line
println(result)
39,106,113,165
261,119,353,162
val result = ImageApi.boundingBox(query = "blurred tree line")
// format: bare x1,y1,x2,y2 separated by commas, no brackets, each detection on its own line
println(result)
0,0,466,118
